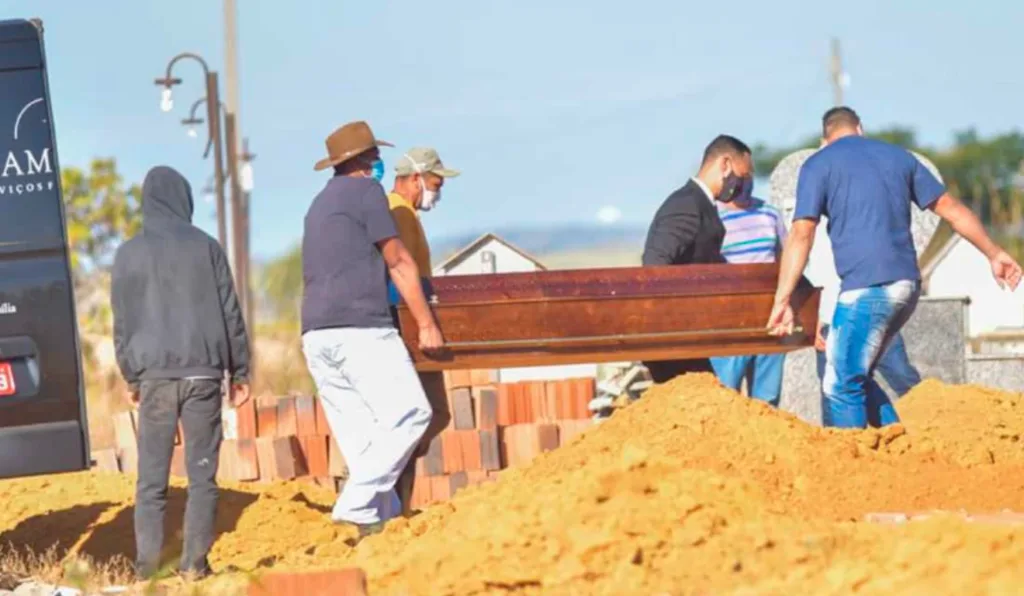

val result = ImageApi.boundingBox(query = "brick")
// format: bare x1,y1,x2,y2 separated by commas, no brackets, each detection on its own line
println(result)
247,568,368,596
295,395,318,437
170,446,186,478
236,398,258,439
457,430,483,471
299,435,330,477
236,439,260,481
410,473,432,509
557,420,592,445
441,431,464,473
572,378,596,420
430,475,452,502
276,397,298,437
451,388,475,430
217,440,238,482
257,402,278,438
328,436,348,478
472,387,498,430
470,369,498,387
91,449,119,472
537,423,560,453
314,397,330,436
255,437,301,481
113,411,137,451
503,423,560,467
496,384,515,426
415,457,429,478
498,425,518,468
545,381,561,422
447,369,472,389
118,444,138,474
423,435,445,477
450,471,469,495
466,470,489,486
527,382,546,424
479,429,501,471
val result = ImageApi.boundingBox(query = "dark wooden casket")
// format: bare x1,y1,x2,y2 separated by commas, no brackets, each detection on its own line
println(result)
396,263,820,372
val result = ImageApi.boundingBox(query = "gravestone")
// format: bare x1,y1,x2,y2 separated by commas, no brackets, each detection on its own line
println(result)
767,147,951,424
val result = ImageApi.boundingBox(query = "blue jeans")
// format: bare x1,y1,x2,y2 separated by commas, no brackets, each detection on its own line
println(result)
816,329,921,405
710,354,785,407
821,279,921,428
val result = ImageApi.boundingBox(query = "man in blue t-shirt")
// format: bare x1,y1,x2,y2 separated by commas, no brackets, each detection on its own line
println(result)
768,107,1022,428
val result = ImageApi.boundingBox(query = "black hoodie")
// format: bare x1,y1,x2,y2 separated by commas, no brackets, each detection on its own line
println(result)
111,166,250,387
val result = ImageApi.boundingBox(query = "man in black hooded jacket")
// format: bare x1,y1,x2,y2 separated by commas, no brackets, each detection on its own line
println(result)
111,165,250,579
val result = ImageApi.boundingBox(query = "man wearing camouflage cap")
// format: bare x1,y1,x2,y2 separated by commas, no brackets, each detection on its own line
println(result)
386,147,460,513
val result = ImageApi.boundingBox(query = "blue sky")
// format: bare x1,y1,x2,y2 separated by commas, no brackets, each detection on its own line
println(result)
7,0,1023,260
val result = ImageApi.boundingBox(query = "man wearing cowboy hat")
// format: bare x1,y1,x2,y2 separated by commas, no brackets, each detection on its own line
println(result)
301,121,444,535
385,147,460,514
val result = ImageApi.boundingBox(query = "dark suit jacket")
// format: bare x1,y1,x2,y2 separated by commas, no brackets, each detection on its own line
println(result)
642,179,726,266
640,179,726,383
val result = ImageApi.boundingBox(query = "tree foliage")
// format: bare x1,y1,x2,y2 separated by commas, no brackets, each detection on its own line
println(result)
62,158,142,274
259,244,303,324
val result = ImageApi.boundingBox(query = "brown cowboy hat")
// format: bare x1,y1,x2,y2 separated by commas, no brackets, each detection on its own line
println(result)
313,120,394,171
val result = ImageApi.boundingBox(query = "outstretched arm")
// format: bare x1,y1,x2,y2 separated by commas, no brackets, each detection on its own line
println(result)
931,194,1022,290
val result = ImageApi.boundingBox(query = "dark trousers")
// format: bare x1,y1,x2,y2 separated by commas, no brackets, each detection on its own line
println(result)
396,370,451,513
134,378,223,577
644,358,714,384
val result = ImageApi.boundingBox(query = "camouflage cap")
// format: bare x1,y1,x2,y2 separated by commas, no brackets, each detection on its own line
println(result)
394,147,460,178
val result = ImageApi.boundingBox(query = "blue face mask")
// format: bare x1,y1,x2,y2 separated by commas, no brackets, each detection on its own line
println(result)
371,159,385,183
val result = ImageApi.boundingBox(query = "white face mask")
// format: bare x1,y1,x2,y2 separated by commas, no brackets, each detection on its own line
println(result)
418,177,441,211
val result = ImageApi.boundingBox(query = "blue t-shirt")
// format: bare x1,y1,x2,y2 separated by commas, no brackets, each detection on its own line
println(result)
793,136,945,292
301,176,398,333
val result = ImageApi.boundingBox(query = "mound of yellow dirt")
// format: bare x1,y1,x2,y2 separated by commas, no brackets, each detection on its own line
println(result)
2,375,1024,594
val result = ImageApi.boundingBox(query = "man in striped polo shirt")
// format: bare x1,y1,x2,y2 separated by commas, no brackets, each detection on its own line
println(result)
710,180,788,407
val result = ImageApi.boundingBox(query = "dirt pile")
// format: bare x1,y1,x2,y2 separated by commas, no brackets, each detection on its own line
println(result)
2,375,1024,594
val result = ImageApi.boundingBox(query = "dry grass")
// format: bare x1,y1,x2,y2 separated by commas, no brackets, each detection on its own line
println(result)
0,545,255,595
0,545,133,591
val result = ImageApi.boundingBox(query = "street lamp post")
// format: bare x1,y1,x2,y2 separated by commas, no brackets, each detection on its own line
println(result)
239,139,255,328
178,97,247,318
154,53,228,252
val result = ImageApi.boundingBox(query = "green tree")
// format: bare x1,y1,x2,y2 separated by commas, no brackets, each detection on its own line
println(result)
62,158,142,275
259,244,303,324
61,158,142,337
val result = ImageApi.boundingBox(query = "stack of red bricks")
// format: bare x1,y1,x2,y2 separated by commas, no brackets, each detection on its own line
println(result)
95,370,596,508
405,370,595,509
98,395,347,490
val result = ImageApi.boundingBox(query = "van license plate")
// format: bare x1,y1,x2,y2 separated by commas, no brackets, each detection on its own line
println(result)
0,362,15,396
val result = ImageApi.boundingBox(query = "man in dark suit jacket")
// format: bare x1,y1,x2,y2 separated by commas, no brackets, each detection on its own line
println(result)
641,134,754,383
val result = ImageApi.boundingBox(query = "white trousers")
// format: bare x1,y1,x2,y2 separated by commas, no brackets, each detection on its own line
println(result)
302,327,431,525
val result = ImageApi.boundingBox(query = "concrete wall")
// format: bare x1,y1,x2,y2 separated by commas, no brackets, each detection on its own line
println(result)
966,354,1024,393
779,296,972,425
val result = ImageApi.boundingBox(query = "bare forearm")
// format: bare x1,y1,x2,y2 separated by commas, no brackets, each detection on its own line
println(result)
774,233,813,304
935,195,1000,260
390,258,435,327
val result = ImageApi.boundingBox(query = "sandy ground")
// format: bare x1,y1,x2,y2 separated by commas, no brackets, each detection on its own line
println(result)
2,374,1023,594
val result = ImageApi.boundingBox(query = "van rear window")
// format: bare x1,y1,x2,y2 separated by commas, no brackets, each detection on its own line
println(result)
0,67,65,253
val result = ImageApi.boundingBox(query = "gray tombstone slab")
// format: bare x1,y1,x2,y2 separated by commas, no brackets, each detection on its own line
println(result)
767,147,950,425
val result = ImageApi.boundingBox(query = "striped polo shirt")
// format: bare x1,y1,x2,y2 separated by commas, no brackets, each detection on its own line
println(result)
715,197,787,264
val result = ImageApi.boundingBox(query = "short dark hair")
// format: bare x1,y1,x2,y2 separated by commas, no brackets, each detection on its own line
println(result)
701,135,751,166
822,106,860,137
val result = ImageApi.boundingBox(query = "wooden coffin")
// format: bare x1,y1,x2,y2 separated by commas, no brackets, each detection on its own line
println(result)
396,263,820,372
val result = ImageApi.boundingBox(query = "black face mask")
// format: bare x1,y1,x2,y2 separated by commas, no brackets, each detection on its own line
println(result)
716,172,744,203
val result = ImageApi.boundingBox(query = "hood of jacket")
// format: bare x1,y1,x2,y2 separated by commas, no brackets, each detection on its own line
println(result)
142,165,194,228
